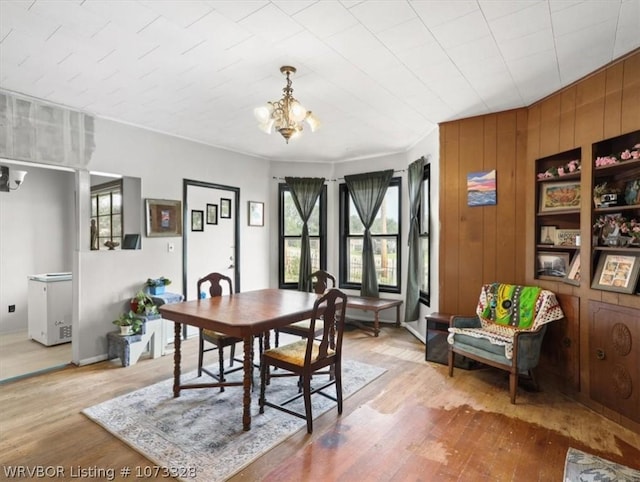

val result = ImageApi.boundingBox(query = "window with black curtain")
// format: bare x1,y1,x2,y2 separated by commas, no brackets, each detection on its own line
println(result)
278,183,327,289
339,177,401,293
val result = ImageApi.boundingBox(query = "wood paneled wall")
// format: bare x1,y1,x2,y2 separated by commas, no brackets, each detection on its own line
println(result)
439,109,528,315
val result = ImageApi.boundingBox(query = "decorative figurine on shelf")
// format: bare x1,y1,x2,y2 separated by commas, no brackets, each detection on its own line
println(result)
104,240,119,250
90,219,98,250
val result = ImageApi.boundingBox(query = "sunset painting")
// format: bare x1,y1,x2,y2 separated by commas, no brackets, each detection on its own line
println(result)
467,170,497,206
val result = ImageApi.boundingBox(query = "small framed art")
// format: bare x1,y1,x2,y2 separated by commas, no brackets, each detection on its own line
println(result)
591,251,640,294
539,181,581,212
564,252,581,286
536,251,570,279
191,210,204,232
206,204,218,225
540,225,557,244
220,198,231,219
145,199,182,237
248,201,264,227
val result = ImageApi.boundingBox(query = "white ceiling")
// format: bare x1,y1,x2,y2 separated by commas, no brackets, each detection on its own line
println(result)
1,1,638,163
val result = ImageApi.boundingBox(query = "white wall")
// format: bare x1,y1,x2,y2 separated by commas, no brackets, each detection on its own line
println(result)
0,164,74,333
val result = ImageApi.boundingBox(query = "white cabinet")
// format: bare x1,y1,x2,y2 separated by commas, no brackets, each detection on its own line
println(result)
28,273,72,346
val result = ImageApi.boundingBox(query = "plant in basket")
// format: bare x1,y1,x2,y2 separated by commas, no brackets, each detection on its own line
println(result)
145,277,171,295
130,290,158,315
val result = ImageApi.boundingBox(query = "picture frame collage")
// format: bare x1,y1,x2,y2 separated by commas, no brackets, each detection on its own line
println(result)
189,199,265,231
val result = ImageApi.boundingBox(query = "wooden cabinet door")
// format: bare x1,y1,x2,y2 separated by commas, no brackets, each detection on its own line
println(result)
589,301,640,423
540,294,580,390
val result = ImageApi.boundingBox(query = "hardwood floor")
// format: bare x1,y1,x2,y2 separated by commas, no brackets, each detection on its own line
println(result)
0,330,71,381
1,325,638,481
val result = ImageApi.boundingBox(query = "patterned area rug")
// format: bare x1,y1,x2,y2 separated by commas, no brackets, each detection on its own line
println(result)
564,447,640,481
83,359,385,482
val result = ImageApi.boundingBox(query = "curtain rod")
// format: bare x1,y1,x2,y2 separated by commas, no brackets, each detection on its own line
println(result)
272,168,406,182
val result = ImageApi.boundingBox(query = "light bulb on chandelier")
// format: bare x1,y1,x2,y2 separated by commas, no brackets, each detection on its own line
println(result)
254,66,320,143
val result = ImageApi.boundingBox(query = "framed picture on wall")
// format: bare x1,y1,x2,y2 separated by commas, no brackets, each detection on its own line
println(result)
191,210,204,232
206,204,218,225
145,199,182,237
220,198,231,219
248,201,264,227
591,251,640,294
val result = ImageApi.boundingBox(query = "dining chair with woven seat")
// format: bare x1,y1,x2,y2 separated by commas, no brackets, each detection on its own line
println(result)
197,272,244,391
259,288,347,434
275,270,336,346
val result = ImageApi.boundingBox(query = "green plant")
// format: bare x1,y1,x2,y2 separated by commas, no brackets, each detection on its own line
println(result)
130,290,158,315
112,311,143,334
146,277,171,288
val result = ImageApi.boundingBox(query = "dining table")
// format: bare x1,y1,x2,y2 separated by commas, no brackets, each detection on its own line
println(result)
158,288,322,431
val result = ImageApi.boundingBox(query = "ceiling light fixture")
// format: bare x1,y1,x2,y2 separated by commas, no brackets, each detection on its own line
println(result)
254,66,320,143
0,165,28,192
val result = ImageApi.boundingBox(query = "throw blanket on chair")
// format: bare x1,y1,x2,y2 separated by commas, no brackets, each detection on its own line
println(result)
447,283,564,360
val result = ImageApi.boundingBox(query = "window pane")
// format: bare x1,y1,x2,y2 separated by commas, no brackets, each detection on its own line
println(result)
348,185,399,235
283,191,319,236
420,237,429,292
98,217,111,236
420,177,429,235
91,197,97,217
97,194,111,215
112,192,122,214
347,238,363,283
373,237,397,286
283,237,320,283
112,214,122,237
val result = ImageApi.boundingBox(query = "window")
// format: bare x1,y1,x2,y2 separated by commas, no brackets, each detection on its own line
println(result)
420,164,431,305
339,177,401,293
90,180,122,250
278,183,327,288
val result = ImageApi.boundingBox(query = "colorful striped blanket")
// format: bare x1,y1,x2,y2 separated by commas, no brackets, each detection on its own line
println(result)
447,283,564,359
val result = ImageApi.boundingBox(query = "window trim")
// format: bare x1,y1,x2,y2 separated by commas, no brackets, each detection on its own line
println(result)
419,163,431,306
338,176,402,294
278,183,327,289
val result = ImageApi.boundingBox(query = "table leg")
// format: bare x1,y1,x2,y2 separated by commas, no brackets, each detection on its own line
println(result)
395,305,401,327
374,312,380,337
242,336,252,431
173,322,181,398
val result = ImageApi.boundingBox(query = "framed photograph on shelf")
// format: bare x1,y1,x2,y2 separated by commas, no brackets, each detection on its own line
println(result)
220,198,231,219
536,251,570,279
145,199,182,237
248,201,264,227
591,251,640,294
554,228,581,247
539,225,557,244
564,252,581,286
539,181,581,212
191,210,204,232
206,203,218,225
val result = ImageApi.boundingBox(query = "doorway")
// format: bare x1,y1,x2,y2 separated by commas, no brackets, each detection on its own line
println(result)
182,179,240,338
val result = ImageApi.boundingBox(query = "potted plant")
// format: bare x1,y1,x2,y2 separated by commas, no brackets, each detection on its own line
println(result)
113,310,143,336
130,290,158,315
146,277,171,295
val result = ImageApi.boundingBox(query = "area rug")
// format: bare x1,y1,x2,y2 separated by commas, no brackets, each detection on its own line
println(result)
83,359,385,482
564,447,640,481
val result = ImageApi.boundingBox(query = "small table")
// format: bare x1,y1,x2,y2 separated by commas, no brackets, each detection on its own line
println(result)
425,312,452,364
345,296,403,337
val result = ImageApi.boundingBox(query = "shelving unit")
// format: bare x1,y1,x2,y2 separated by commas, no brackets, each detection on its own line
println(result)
590,130,640,294
534,148,582,283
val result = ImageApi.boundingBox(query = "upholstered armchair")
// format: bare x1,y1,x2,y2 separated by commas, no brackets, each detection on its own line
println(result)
447,283,564,403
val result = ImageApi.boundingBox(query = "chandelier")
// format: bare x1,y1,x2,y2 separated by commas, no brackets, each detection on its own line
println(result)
254,66,320,143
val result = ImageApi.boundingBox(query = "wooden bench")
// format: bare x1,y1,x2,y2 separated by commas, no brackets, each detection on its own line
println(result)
345,296,403,337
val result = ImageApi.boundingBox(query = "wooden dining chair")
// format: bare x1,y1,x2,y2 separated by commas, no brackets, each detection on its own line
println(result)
259,288,347,434
196,273,243,391
276,270,336,345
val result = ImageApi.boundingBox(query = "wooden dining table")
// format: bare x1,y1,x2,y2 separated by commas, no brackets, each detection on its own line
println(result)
158,288,321,431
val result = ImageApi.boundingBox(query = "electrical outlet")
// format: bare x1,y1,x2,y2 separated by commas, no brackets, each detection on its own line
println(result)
8,305,15,313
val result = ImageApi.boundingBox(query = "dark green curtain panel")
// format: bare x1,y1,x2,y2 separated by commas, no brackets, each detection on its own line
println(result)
344,169,393,297
405,157,425,322
284,177,325,292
